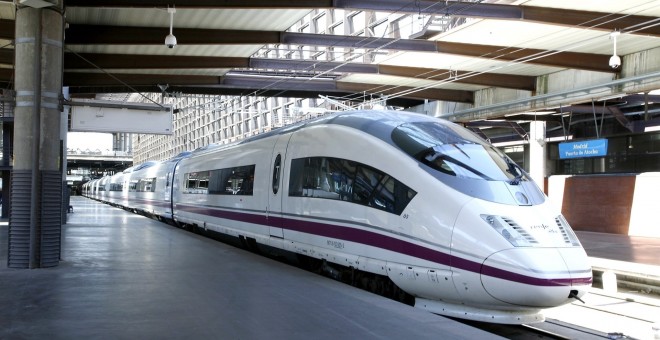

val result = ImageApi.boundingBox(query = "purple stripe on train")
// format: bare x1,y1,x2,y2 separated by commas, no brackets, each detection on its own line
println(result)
176,203,592,287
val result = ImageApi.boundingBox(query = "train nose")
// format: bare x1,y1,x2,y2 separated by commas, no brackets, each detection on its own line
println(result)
480,247,592,307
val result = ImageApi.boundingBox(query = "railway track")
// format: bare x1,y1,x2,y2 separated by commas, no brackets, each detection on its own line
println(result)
174,220,660,339
453,317,615,339
292,248,659,339
542,289,660,340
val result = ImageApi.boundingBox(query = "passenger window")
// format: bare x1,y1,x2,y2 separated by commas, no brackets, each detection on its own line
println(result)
184,171,210,193
371,176,416,214
224,167,253,195
352,166,383,205
372,176,396,212
328,158,356,201
207,165,255,195
135,178,154,192
289,156,416,215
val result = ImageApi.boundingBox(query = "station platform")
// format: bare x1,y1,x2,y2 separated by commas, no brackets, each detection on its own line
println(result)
576,230,660,296
0,197,499,339
576,230,660,267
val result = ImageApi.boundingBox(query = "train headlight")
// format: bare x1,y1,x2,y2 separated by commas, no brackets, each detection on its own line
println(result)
481,214,537,247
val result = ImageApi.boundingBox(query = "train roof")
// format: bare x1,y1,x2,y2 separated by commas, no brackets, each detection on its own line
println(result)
171,151,192,160
133,161,158,171
184,110,452,157
240,109,441,144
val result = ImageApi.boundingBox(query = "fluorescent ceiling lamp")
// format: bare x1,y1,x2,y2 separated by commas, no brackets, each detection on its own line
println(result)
492,140,528,147
505,111,556,117
547,136,574,142
644,125,660,132
19,0,54,8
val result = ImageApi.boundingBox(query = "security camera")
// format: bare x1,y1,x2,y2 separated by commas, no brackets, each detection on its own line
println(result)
165,33,177,49
165,7,177,49
609,31,621,69
609,54,621,69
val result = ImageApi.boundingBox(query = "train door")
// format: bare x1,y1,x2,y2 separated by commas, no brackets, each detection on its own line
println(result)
163,169,173,216
268,134,291,238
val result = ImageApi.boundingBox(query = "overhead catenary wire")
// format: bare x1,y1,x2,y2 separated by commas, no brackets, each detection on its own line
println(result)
225,0,486,104
225,0,660,110
371,0,660,102
137,1,659,124
65,47,168,109
369,1,658,102
143,1,539,109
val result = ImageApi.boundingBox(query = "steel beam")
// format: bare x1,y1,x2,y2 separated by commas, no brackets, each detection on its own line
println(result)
467,127,489,141
62,0,335,8
436,42,613,73
63,72,223,86
64,24,614,72
0,48,12,65
250,58,379,74
62,71,473,103
59,1,660,37
0,19,13,40
562,104,633,132
0,67,12,80
62,53,536,91
336,81,473,103
520,6,660,37
377,65,536,91
65,84,425,108
65,25,281,45
335,0,522,19
280,32,437,51
65,53,250,69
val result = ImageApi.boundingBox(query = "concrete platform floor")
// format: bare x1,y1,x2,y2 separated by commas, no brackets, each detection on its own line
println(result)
0,197,500,339
576,230,660,267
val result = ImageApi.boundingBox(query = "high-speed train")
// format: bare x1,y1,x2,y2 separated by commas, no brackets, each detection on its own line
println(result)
83,110,592,324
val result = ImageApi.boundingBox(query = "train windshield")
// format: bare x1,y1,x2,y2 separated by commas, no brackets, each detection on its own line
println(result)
392,121,528,183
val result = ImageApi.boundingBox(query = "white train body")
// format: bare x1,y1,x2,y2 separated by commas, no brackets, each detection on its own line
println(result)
122,160,171,219
85,110,592,324
103,169,130,207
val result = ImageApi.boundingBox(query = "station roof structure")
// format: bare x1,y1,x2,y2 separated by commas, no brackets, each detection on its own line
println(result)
0,0,659,134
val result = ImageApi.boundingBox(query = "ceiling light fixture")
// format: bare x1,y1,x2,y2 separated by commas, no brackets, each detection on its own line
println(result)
18,0,55,8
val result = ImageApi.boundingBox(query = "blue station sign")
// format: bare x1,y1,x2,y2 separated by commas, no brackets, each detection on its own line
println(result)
558,139,608,159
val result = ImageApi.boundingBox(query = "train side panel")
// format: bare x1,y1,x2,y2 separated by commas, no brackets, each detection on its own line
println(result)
172,140,271,239
105,172,126,207
282,124,470,300
126,163,161,217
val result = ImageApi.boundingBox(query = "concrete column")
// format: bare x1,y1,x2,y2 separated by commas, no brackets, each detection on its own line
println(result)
9,3,65,268
112,133,120,151
62,86,69,223
528,121,547,189
112,133,131,153
1,119,11,219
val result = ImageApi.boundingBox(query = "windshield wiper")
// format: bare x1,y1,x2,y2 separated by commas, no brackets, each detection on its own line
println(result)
505,157,524,185
450,143,470,159
423,148,494,181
